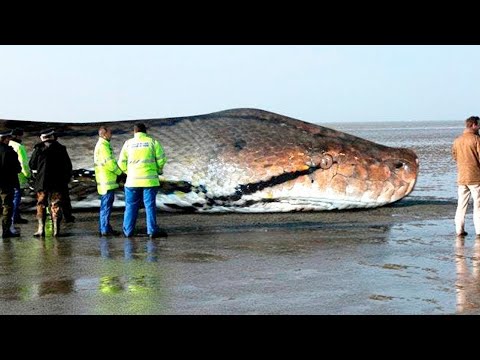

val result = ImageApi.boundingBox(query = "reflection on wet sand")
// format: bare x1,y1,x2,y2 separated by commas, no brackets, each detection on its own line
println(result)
95,238,167,315
100,238,158,262
2,213,473,314
455,237,480,313
0,238,74,301
0,236,167,314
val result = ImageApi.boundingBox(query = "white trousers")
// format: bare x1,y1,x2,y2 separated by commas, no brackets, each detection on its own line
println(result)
455,185,480,235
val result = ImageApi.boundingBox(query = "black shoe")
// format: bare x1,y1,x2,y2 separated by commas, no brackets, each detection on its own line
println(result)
149,230,168,239
2,231,20,238
14,217,29,224
64,216,76,223
100,229,121,237
457,231,468,237
109,229,120,236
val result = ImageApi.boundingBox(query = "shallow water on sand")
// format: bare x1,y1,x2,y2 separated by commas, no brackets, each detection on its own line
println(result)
1,120,478,315
0,200,477,315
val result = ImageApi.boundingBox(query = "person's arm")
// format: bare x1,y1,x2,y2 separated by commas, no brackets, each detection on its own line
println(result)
63,146,73,183
154,140,167,174
29,147,38,172
477,139,480,162
118,142,128,174
8,149,21,175
18,144,31,179
102,144,123,176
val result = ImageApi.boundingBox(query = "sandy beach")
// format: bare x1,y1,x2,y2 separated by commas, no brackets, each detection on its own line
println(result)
2,120,479,315
1,195,478,315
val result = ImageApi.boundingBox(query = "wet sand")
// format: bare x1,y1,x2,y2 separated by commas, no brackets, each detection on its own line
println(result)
2,196,479,315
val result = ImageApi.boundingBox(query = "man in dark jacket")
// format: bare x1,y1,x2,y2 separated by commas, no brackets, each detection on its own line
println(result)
0,130,21,238
29,128,72,237
53,133,75,224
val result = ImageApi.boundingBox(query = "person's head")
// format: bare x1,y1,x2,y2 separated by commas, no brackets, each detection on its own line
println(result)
0,129,12,144
98,126,112,141
134,123,147,134
11,128,24,142
40,128,56,142
465,116,480,130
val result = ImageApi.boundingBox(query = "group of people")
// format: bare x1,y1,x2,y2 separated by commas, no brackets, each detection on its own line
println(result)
0,123,167,239
94,123,167,238
0,127,79,238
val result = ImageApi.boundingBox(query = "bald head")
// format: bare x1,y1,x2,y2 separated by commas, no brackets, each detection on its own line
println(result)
99,126,112,141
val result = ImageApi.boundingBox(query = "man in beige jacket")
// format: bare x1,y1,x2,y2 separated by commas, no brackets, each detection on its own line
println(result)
452,116,480,237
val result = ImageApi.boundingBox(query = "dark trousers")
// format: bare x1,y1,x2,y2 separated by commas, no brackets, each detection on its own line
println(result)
12,188,21,222
0,188,14,234
61,189,74,221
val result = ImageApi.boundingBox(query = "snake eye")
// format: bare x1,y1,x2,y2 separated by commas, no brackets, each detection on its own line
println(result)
320,154,333,169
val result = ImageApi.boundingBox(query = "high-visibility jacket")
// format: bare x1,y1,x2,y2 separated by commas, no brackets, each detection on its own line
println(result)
94,137,123,195
118,132,166,188
9,140,31,188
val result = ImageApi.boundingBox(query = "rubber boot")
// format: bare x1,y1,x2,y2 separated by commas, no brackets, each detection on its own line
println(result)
52,216,61,237
33,217,45,237
34,205,46,237
2,221,20,238
50,199,62,237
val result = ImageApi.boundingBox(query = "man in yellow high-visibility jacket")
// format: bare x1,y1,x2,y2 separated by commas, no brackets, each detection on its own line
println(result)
94,126,124,236
9,128,31,232
118,123,167,238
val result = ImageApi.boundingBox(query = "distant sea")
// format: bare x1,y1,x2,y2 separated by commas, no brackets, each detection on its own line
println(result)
326,120,463,202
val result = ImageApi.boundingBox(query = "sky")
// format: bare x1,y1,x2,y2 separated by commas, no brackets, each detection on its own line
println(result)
0,45,479,123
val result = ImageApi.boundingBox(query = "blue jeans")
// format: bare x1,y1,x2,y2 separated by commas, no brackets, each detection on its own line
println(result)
11,188,21,223
123,187,158,237
99,190,115,234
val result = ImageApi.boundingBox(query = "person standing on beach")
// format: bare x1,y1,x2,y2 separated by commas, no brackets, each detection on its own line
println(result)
94,126,124,236
9,128,31,232
51,133,75,224
452,116,480,237
29,128,72,237
118,123,167,238
0,130,21,238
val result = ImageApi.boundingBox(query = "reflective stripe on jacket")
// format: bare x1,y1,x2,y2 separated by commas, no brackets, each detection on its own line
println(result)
117,132,167,188
9,140,31,188
94,137,123,195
